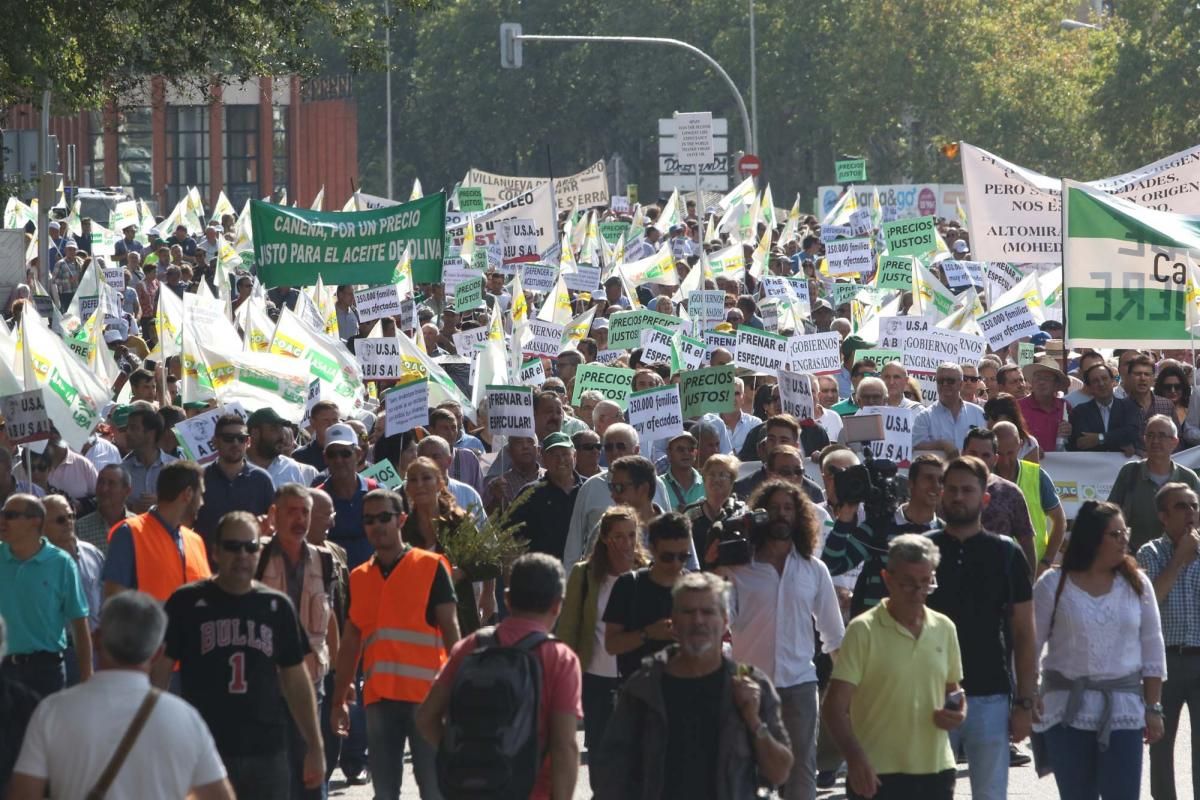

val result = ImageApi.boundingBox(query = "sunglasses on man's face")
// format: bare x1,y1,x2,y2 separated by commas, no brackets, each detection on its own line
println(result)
219,433,249,444
326,448,355,460
218,540,262,554
576,443,603,452
363,511,400,525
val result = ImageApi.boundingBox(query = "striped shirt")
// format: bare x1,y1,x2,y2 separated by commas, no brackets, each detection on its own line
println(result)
1138,535,1200,647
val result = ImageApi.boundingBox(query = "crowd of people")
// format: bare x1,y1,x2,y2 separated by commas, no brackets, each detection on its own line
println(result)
0,188,1197,800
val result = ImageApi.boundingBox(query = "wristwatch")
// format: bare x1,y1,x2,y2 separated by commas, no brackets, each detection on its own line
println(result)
1147,702,1165,716
1013,696,1035,711
1098,433,1106,445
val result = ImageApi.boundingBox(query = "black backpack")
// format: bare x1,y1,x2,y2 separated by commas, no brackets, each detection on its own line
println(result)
436,627,551,799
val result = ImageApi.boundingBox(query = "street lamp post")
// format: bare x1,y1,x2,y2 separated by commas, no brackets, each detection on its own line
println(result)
384,0,394,199
749,0,758,155
502,28,753,159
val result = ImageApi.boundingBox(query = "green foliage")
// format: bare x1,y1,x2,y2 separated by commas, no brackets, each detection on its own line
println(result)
438,496,529,578
357,0,1160,203
0,0,423,113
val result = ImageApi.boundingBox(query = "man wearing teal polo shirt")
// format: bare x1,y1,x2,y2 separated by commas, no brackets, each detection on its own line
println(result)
0,494,91,697
661,432,705,512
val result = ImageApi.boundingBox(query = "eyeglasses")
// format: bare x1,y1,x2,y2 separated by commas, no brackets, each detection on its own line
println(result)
962,375,981,383
0,510,37,520
655,551,690,563
1161,384,1184,393
326,448,355,460
603,442,631,453
576,443,603,451
363,511,399,525
219,433,249,443
895,576,938,593
218,540,262,554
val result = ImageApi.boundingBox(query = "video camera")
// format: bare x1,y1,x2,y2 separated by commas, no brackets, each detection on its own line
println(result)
708,509,770,567
834,414,903,519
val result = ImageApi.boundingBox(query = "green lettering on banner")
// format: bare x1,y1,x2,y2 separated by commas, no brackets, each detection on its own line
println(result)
1018,343,1035,366
470,247,489,272
832,281,863,307
305,350,339,383
571,363,635,410
239,368,281,393
457,187,486,213
251,193,447,287
599,221,632,244
679,364,736,417
876,256,913,290
361,457,404,490
881,215,937,258
835,158,867,184
453,276,485,312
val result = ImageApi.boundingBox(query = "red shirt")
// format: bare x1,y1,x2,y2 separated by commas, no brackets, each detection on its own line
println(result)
432,616,582,799
1018,394,1068,454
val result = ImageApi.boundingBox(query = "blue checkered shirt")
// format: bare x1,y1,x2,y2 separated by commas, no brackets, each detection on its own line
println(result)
1138,535,1200,647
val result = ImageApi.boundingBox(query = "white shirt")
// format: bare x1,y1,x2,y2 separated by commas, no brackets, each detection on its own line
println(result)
262,454,318,487
84,436,122,471
724,549,845,688
586,574,620,678
912,400,987,448
1032,570,1166,733
14,670,227,799
816,409,843,442
701,411,762,455
449,478,488,528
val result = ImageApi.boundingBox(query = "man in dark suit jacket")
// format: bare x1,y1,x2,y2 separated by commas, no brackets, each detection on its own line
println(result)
1067,362,1140,455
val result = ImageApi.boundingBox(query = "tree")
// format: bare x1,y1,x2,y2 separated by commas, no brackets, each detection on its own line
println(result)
0,0,424,112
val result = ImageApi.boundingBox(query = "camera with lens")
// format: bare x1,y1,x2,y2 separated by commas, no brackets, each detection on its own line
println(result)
833,447,902,520
708,509,771,567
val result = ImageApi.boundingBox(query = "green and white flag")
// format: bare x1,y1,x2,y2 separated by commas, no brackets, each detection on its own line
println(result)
1063,179,1200,348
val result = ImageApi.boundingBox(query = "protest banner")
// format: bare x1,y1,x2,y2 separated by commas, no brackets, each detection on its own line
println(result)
878,315,933,348
0,389,52,444
356,337,403,380
252,193,446,286
760,277,795,299
702,330,738,362
736,327,788,372
836,158,868,183
627,384,684,444
876,256,913,290
355,284,404,323
675,333,707,371
898,328,987,372
384,378,428,436
1018,342,1035,365
361,458,404,490
456,186,486,212
599,221,631,243
595,349,624,365
619,246,678,286
452,327,490,358
608,308,681,349
103,266,125,290
940,259,985,290
854,348,904,367
983,261,1025,296
787,331,842,374
452,275,485,312
961,142,1200,263
832,281,864,307
463,159,610,212
848,207,873,237
679,364,736,417
821,224,853,240
524,320,566,357
521,263,558,293
441,262,478,293
563,264,601,294
640,325,676,366
486,385,536,438
881,215,937,258
498,218,540,265
571,363,635,409
977,301,1043,350
857,406,913,467
778,370,815,421
173,407,225,464
303,378,321,423
445,183,557,259
688,290,727,328
1062,179,1200,347
824,237,874,275
518,357,546,386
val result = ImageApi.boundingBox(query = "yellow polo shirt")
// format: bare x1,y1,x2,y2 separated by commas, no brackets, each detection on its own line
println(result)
831,600,962,775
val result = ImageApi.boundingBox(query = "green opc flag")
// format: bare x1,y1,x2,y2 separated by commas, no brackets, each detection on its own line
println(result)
1063,179,1200,348
252,193,446,287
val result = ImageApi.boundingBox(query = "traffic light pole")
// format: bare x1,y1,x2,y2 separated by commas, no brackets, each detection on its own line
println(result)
511,33,753,159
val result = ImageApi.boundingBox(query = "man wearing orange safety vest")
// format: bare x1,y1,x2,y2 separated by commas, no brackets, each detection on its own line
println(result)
331,488,460,800
101,460,211,602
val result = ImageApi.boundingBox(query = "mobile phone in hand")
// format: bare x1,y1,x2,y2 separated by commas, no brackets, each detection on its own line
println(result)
944,690,964,711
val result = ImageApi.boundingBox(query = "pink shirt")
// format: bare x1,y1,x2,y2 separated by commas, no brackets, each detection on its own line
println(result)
1018,394,1068,454
433,616,582,799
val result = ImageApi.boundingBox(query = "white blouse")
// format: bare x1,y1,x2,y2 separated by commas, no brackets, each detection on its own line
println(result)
1032,569,1166,732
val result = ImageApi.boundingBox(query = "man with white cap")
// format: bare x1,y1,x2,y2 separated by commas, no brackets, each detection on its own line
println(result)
951,239,970,259
1018,357,1072,454
590,317,609,352
315,422,377,569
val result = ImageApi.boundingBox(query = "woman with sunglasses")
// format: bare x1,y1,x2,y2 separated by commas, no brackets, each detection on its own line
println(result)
400,457,488,635
1032,501,1165,800
557,506,648,790
1155,365,1192,446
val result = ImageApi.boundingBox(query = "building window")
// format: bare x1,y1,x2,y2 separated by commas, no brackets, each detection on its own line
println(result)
117,107,152,203
272,106,289,202
165,106,210,211
224,105,259,209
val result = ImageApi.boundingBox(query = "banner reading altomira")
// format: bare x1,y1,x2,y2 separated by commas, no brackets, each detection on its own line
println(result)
252,193,446,287
1063,179,1200,348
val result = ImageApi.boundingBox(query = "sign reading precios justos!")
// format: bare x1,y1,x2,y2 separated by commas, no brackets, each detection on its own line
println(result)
251,193,447,287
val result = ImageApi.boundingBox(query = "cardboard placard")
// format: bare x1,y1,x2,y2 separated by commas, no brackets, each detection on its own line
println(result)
977,301,1042,351
627,384,684,444
524,320,566,357
361,457,404,490
0,389,52,444
824,237,874,276
735,327,789,372
787,331,842,375
356,337,403,380
486,385,536,438
778,370,816,421
355,284,404,323
571,363,635,410
679,364,736,417
384,378,429,436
